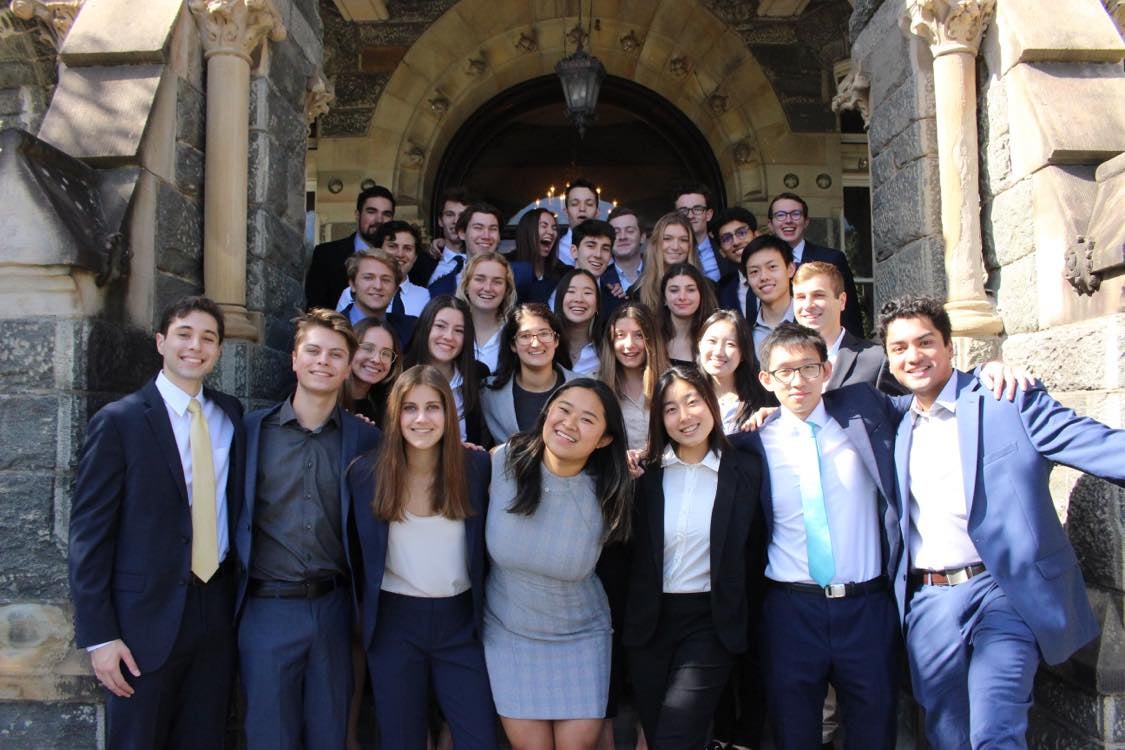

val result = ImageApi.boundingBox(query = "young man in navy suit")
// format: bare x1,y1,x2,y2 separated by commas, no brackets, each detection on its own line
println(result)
235,309,380,750
305,185,395,310
69,296,245,749
881,295,1125,750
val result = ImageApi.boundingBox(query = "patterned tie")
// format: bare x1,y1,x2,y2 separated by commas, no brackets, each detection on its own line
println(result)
799,421,835,586
187,399,219,581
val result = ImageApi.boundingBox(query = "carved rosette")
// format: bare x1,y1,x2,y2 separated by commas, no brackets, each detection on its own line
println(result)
514,30,537,53
831,67,871,125
902,0,995,56
7,0,84,49
189,0,287,63
306,72,334,125
668,56,690,78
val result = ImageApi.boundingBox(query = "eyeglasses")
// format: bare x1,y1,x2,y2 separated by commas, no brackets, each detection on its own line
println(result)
768,362,824,383
358,343,397,364
677,205,708,217
515,329,558,346
719,225,753,247
771,209,805,221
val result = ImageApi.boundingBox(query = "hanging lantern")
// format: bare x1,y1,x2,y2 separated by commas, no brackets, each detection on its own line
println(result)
555,49,605,138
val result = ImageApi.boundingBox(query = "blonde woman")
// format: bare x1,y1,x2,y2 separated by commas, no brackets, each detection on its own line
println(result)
456,251,518,374
636,212,700,315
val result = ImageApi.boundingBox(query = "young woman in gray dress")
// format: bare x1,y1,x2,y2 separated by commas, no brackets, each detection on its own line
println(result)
483,379,633,750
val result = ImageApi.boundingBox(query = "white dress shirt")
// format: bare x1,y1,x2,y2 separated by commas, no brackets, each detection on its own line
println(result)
697,236,720,281
571,342,600,376
557,228,575,266
752,303,794,359
791,238,806,265
614,259,644,290
449,367,467,441
397,280,430,317
474,327,503,374
382,512,470,597
759,401,881,584
906,374,981,570
428,246,467,286
661,445,721,593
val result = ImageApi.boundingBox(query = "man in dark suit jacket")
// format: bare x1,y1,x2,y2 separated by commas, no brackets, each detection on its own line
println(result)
69,296,246,749
339,247,418,349
235,309,380,750
305,185,395,310
768,192,864,336
711,206,759,318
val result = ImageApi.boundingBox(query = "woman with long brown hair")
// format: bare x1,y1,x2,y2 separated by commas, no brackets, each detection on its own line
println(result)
658,262,718,367
513,208,561,304
347,365,497,749
598,302,669,453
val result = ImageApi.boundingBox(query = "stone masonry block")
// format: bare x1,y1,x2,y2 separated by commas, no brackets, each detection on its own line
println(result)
247,207,305,278
983,177,1034,268
0,702,98,748
1066,474,1125,591
995,0,1125,76
61,0,182,65
0,397,56,471
175,77,204,150
173,141,203,198
0,320,55,391
0,472,68,600
153,180,202,282
873,235,947,308
1002,314,1125,392
872,155,941,256
994,252,1038,334
81,319,160,396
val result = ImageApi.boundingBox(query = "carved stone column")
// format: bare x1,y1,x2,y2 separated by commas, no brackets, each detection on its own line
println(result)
189,0,286,341
904,0,1004,336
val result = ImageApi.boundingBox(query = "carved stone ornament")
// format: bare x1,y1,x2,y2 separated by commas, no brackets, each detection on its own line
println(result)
1064,237,1102,296
831,66,870,125
668,56,690,78
189,0,287,63
903,0,995,56
733,139,758,165
403,145,424,169
707,92,730,115
619,30,643,53
515,30,537,53
429,94,450,119
306,73,335,125
566,24,588,50
7,0,84,49
465,56,486,76
1105,0,1125,37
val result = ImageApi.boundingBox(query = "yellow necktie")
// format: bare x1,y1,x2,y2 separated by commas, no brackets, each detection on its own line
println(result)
187,399,219,581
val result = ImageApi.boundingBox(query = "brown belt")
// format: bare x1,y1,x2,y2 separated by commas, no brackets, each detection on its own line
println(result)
910,563,986,587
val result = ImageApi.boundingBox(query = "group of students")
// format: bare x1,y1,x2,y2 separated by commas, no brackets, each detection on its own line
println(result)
67,180,1125,750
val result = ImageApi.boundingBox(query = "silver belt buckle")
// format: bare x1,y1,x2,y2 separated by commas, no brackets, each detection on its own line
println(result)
946,567,973,585
824,583,847,599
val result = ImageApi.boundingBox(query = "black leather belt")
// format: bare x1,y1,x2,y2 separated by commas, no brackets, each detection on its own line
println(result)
769,576,888,599
247,575,347,599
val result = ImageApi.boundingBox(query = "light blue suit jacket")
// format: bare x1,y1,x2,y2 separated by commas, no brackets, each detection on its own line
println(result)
892,370,1125,665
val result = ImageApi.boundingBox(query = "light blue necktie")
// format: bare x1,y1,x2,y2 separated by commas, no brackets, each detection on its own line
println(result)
799,421,835,586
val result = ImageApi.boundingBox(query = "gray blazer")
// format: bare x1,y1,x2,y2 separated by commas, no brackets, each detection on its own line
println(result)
825,331,908,395
481,365,577,442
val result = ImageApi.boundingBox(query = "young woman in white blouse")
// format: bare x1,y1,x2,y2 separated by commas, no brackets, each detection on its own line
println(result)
622,365,764,749
456,251,517,375
554,267,602,376
598,302,668,453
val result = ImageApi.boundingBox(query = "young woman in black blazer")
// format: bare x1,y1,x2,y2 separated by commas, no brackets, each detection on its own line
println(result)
623,365,765,749
347,365,497,749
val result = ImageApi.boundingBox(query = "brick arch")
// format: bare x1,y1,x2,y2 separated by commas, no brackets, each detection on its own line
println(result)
367,0,794,215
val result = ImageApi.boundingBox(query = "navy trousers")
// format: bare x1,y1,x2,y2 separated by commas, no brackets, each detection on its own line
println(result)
762,583,899,750
905,572,1040,750
107,570,235,750
367,590,497,750
238,587,353,750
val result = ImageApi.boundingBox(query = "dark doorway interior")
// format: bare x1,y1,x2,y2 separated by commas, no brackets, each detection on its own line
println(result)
432,75,726,233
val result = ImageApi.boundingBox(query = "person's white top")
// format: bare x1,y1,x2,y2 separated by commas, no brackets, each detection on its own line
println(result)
474,326,503,374
429,246,467,286
571,342,600,376
719,392,744,435
752,303,794,359
614,259,644,290
661,445,721,593
826,328,846,365
906,373,981,570
759,401,881,584
448,367,467,441
557,228,575,266
381,511,470,597
697,235,720,281
397,280,430,317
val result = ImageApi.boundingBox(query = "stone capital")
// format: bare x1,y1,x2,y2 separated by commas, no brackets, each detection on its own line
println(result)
831,66,870,126
306,72,335,125
903,0,995,57
189,0,286,63
5,0,84,49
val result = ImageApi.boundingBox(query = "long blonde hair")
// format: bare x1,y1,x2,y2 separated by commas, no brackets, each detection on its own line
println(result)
455,251,518,323
638,212,699,313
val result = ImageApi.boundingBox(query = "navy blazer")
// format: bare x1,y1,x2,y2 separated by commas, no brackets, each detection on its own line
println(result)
68,378,246,672
826,331,908,396
732,384,904,586
346,449,491,649
622,443,764,654
305,233,357,311
234,402,381,616
893,371,1125,665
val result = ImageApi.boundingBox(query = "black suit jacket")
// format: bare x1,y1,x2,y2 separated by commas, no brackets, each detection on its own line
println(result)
68,379,246,671
305,233,357,310
826,330,908,395
347,448,490,648
622,444,764,654
801,242,864,337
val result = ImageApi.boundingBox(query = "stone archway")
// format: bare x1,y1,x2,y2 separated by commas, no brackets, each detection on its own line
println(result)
364,0,813,218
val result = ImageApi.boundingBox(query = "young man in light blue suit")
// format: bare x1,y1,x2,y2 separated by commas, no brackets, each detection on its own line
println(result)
881,295,1125,750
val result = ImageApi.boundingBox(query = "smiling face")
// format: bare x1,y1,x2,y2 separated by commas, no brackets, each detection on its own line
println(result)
351,325,395,386
717,219,754,265
537,213,558,257
664,273,701,320
381,230,417,275
562,273,598,326
466,260,508,314
612,316,648,371
155,310,222,393
292,325,352,397
427,307,466,365
459,211,500,255
884,315,955,407
542,386,612,467
357,196,395,244
660,223,692,265
399,383,445,452
440,200,466,244
566,187,598,228
793,273,846,341
674,192,713,239
698,319,742,380
758,343,829,419
574,235,613,277
745,247,794,306
609,213,644,263
768,197,810,247
512,314,558,370
351,257,398,316
662,377,715,460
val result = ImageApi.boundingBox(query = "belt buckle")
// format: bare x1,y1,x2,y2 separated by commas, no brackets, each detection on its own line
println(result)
946,567,972,585
824,583,847,599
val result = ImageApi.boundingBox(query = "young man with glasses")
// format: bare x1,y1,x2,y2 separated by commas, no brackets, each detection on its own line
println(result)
767,193,863,336
674,183,726,282
710,206,759,318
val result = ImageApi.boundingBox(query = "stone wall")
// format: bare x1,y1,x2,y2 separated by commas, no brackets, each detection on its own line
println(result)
0,2,57,133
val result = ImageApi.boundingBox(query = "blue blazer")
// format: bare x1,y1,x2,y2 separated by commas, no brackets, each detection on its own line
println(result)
234,402,381,616
893,370,1125,665
732,383,904,585
346,449,491,650
68,378,246,672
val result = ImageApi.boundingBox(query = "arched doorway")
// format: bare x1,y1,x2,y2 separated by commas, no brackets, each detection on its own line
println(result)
431,75,726,229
